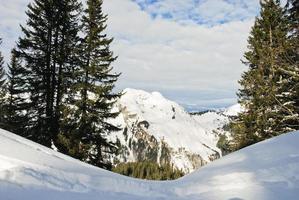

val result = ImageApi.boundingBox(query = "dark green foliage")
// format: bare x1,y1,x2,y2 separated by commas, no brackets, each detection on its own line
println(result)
0,39,4,88
17,0,82,147
273,0,299,134
231,0,299,150
216,134,231,156
112,162,184,180
287,0,299,37
58,0,121,170
0,0,121,172
0,38,6,127
3,49,29,135
231,0,288,149
283,0,299,126
286,0,299,73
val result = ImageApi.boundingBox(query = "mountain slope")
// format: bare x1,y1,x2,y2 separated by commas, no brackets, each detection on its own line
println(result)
0,129,298,199
108,89,231,172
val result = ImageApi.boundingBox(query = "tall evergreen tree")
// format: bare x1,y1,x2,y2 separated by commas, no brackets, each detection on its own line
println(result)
17,0,82,147
0,39,4,88
4,49,29,135
286,0,299,79
276,0,299,131
0,38,6,128
59,0,121,169
287,0,299,38
231,0,290,149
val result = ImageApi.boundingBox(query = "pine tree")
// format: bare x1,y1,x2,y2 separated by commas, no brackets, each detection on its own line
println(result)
4,49,29,135
0,39,5,89
59,0,121,169
0,38,7,128
231,0,290,149
276,0,299,131
287,0,299,84
287,0,299,38
287,0,299,64
50,0,82,149
17,0,82,147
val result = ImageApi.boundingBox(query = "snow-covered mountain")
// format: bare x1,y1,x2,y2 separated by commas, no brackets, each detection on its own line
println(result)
108,88,236,173
0,128,298,200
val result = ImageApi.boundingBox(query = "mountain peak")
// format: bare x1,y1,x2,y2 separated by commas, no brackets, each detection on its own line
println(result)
122,88,167,103
107,88,233,172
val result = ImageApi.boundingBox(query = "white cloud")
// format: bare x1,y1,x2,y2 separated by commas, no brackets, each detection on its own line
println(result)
103,0,253,106
0,0,257,108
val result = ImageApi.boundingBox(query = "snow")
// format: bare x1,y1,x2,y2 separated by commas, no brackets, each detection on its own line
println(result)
108,88,224,172
0,128,298,199
193,111,230,143
119,89,217,154
223,103,244,116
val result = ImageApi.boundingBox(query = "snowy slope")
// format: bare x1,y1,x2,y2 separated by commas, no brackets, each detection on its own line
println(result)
192,111,230,142
0,129,298,200
119,89,216,153
108,89,228,172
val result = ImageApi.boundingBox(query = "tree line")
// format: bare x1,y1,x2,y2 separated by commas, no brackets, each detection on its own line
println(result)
0,0,120,170
112,162,185,180
231,0,299,150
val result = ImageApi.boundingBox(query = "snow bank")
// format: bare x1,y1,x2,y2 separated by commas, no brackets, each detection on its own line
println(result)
0,128,298,199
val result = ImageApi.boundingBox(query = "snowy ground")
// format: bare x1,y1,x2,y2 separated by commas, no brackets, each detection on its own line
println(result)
0,128,298,199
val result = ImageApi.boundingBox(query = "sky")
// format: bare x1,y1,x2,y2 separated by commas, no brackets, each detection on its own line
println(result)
0,0,264,110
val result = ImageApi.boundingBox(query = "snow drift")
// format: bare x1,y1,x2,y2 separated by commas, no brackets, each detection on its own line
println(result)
0,128,298,200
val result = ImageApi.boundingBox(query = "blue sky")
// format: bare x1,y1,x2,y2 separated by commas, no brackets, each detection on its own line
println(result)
0,0,265,110
133,0,260,25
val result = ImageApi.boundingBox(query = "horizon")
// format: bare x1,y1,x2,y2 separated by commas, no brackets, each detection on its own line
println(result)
121,87,237,111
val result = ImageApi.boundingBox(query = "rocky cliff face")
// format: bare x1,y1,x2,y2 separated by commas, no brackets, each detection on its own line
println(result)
108,89,237,173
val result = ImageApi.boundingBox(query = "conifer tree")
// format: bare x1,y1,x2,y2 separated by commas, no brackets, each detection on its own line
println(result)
231,0,290,149
0,38,6,128
0,39,4,89
59,0,121,169
287,0,299,37
17,0,82,147
4,49,29,135
287,0,299,79
277,0,299,131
